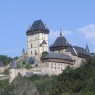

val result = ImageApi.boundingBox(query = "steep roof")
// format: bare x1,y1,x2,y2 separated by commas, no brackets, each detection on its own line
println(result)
50,36,69,48
85,44,90,54
66,46,77,56
31,20,46,30
43,52,73,61
26,20,49,35
40,40,47,46
73,46,87,55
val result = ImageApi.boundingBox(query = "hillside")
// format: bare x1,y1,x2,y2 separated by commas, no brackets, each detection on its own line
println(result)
28,57,95,95
0,75,39,95
0,57,95,95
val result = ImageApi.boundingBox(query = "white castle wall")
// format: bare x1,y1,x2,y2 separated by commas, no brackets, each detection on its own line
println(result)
27,33,49,59
9,69,27,83
47,62,70,75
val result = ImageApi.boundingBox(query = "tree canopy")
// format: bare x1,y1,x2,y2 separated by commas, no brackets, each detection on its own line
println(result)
0,55,12,65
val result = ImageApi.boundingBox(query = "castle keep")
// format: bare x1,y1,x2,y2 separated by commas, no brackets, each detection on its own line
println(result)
26,20,49,60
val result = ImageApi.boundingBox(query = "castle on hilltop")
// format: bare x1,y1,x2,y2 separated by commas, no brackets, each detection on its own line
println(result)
9,20,92,82
25,20,91,75
26,20,90,62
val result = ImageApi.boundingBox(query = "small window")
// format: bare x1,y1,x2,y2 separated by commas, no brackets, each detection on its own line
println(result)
35,50,37,55
55,67,56,69
31,51,32,54
31,43,32,48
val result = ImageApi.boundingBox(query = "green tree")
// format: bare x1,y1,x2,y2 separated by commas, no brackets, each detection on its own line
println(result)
41,51,48,60
0,55,12,65
25,62,32,69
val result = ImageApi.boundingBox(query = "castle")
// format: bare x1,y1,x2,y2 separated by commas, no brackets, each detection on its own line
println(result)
9,20,91,82
26,20,90,63
25,20,90,75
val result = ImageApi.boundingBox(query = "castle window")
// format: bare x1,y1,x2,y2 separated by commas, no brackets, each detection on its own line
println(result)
51,63,53,65
31,51,32,54
31,43,32,48
35,50,37,55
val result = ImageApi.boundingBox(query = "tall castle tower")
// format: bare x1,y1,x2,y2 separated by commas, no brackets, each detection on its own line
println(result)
26,20,49,60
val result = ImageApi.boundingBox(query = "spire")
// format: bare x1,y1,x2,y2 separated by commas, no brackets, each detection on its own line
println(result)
22,48,26,56
29,25,31,29
22,48,25,53
85,44,90,54
60,29,62,37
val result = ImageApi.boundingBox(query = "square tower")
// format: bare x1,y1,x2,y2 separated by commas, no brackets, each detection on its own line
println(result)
26,20,49,60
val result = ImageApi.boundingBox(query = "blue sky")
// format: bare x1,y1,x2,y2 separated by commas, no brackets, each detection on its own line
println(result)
0,0,95,57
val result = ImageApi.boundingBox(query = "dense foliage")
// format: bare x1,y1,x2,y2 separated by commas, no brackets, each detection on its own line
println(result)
0,79,9,89
28,57,95,95
41,51,48,60
0,55,12,65
28,74,57,95
25,62,32,69
51,57,95,95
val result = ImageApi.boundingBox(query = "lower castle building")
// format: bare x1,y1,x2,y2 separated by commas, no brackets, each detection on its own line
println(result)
41,31,90,75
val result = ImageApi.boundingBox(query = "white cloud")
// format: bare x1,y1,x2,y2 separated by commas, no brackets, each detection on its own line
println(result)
78,24,95,45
